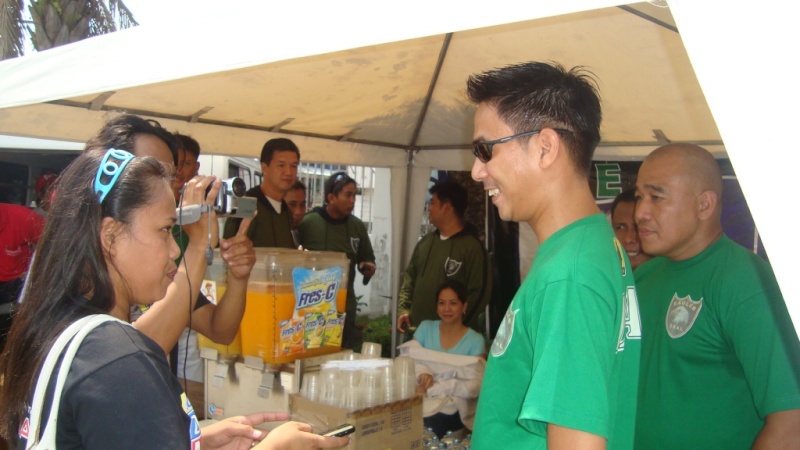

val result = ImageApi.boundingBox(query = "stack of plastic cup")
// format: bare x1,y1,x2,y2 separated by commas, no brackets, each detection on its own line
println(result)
394,356,417,399
341,385,361,410
341,368,361,388
300,372,320,402
319,365,341,405
361,342,382,359
360,368,383,407
342,352,360,361
379,364,396,403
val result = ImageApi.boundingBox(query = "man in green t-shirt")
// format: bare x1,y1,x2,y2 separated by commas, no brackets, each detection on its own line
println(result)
298,172,376,349
634,144,800,449
468,62,641,450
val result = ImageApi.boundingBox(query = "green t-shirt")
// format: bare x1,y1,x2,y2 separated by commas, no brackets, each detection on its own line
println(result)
297,207,375,307
472,214,641,450
634,236,800,450
397,227,491,331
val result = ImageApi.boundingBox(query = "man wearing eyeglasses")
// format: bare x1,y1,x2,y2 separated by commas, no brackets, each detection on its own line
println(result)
223,138,298,248
468,62,641,450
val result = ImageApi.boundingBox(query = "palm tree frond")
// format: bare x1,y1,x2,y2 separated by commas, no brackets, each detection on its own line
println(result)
2,0,137,59
0,0,25,60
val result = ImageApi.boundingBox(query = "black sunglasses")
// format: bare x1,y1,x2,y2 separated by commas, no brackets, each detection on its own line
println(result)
326,172,354,197
472,128,573,163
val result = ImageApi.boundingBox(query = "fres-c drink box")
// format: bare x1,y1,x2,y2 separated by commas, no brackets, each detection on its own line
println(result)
199,248,349,364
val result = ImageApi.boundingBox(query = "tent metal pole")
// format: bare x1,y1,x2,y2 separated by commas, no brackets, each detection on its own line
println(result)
392,147,418,357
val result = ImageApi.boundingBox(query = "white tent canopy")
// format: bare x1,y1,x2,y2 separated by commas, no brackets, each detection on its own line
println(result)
0,0,798,329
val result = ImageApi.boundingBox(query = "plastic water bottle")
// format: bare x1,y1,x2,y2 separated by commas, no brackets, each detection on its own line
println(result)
423,427,436,446
450,439,465,450
441,430,456,447
461,433,471,449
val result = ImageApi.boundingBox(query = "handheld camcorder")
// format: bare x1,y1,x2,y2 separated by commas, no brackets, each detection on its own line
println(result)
176,177,256,226
210,177,257,218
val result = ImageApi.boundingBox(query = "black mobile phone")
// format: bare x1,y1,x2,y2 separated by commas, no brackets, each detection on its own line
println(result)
320,423,356,437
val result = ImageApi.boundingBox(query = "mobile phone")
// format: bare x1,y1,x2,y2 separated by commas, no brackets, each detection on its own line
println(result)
320,423,356,437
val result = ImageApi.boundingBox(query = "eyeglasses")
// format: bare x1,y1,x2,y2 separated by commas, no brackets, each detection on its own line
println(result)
326,172,354,198
472,128,573,163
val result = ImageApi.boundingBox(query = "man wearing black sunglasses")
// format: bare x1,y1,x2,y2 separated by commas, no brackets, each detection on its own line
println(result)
468,62,641,450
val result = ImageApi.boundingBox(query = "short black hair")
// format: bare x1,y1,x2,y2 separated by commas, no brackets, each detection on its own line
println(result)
289,180,307,192
174,133,201,159
436,280,469,305
324,171,356,200
467,61,602,177
611,189,637,217
430,179,468,219
260,138,300,165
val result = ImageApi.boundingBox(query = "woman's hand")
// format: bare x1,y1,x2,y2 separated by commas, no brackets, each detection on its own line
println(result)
220,216,256,281
417,373,434,394
200,412,280,450
255,421,350,450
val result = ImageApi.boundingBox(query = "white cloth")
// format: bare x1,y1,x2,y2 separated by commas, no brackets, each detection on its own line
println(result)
397,340,485,429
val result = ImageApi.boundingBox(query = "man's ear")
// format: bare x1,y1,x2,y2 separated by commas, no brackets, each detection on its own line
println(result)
697,190,718,220
441,200,453,214
536,128,561,169
100,217,121,256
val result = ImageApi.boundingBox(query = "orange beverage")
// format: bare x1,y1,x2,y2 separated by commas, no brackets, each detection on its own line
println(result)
238,250,349,364
240,282,293,362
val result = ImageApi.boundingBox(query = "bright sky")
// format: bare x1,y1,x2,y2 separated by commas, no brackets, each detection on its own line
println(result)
121,0,214,28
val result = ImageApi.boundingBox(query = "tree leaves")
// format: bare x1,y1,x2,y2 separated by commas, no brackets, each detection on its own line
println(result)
0,0,138,60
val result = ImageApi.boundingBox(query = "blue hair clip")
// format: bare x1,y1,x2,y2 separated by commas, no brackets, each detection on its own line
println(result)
95,149,135,204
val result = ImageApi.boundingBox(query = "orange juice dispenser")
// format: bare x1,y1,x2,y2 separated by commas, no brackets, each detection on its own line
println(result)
239,249,349,364
197,249,243,357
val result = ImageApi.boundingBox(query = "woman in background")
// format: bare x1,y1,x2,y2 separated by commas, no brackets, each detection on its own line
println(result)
409,280,486,438
414,280,486,359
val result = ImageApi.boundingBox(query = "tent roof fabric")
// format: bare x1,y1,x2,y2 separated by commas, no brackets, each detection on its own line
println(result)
0,2,721,165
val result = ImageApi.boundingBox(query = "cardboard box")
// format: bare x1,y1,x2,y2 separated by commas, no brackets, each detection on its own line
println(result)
289,394,423,450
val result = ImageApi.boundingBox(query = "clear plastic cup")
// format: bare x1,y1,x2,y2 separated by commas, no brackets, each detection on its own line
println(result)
341,368,361,387
342,385,362,410
319,365,342,405
361,342,382,359
394,356,417,399
379,364,396,403
301,372,320,402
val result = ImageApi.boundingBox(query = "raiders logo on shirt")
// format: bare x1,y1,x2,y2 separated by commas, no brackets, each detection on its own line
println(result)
444,257,463,276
